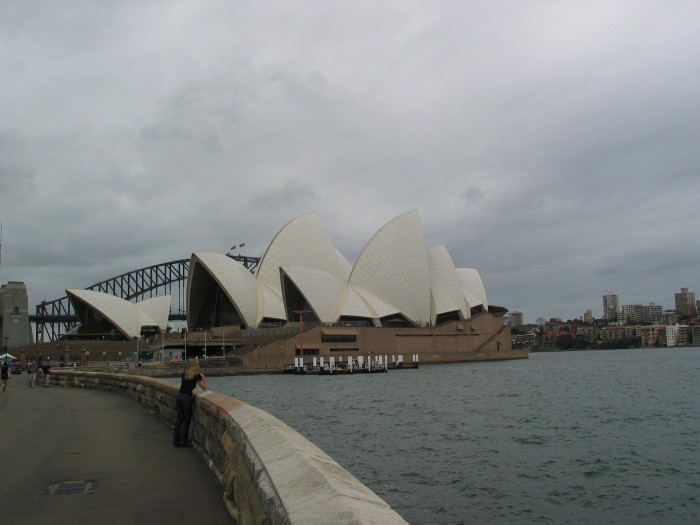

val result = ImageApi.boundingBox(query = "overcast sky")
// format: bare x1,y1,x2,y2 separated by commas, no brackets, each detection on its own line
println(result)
2,1,699,324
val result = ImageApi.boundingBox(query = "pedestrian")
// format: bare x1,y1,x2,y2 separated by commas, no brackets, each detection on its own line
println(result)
28,360,38,388
41,362,51,388
1,361,9,391
173,359,207,448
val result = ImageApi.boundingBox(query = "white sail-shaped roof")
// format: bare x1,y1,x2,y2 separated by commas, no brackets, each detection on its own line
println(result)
256,213,347,295
66,289,172,339
335,284,379,320
188,252,262,328
136,295,172,330
281,266,346,323
429,245,469,321
456,267,488,311
349,210,430,324
259,280,286,321
346,283,399,319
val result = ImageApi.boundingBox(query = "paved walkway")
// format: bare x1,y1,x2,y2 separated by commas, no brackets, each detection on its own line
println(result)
0,374,232,524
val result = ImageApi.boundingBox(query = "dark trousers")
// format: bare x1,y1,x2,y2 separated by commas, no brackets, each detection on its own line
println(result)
173,392,194,446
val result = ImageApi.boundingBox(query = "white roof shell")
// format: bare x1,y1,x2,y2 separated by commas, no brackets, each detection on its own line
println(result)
281,266,347,323
67,289,171,339
188,252,262,328
349,210,431,325
456,268,488,311
429,245,470,321
136,296,172,330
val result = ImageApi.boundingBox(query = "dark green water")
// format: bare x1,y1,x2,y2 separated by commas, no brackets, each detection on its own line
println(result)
207,348,700,524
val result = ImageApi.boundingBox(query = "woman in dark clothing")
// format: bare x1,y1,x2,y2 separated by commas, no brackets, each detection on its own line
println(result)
173,359,207,447
1,361,9,391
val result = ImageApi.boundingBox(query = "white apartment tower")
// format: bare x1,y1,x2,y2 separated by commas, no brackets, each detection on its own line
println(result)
603,292,619,321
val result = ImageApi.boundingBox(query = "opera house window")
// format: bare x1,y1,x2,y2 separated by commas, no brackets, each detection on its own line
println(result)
321,334,357,343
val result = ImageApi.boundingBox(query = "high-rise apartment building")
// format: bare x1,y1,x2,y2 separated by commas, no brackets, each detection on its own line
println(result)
674,288,696,317
603,292,619,321
622,304,642,324
642,303,663,324
506,311,523,328
583,309,593,324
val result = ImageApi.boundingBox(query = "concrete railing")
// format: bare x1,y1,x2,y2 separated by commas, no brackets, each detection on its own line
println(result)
51,370,408,525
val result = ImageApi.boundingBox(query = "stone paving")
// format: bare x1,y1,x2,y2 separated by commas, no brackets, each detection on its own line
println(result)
0,373,232,524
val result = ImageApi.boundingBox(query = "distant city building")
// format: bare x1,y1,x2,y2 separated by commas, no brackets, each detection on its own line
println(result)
642,303,663,324
637,325,662,347
575,326,597,342
692,326,700,346
583,309,593,324
621,304,642,324
514,332,535,346
662,310,678,325
545,318,578,335
603,292,620,321
506,311,523,328
666,324,681,347
674,288,696,317
0,281,33,350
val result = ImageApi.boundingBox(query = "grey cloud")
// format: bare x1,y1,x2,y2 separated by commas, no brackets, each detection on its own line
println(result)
2,1,700,322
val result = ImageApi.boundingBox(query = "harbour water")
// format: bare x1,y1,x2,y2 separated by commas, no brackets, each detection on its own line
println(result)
207,348,700,524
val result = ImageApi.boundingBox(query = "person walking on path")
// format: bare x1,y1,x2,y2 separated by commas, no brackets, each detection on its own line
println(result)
173,359,207,447
28,360,38,388
1,360,9,391
40,362,51,388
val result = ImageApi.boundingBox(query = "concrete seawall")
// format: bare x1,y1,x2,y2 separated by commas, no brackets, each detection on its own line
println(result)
52,370,408,525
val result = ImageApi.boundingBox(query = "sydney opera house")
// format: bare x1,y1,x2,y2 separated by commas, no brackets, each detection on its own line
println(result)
61,210,525,367
186,210,524,367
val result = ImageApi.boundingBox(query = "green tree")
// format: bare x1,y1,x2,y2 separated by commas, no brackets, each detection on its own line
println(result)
557,334,576,350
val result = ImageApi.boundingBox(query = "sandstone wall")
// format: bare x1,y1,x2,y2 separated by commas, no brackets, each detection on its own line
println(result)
51,370,408,525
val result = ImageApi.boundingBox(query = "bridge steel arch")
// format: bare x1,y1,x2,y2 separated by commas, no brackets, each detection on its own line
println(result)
32,255,260,342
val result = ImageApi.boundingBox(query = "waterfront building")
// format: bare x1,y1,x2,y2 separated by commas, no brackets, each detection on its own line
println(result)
601,325,627,341
637,325,662,347
603,292,619,321
642,303,663,324
583,309,593,324
621,304,643,324
506,311,523,328
514,332,536,346
544,318,578,335
575,326,597,342
664,324,690,347
0,281,33,349
691,325,700,346
662,310,678,325
674,288,696,317
186,210,521,367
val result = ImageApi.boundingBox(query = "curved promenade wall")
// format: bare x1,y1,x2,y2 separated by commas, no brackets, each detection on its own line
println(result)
52,370,408,525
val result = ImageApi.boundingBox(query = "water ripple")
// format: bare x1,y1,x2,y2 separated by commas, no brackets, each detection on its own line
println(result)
208,348,700,524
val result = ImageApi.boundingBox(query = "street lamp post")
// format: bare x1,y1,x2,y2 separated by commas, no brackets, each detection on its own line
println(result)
293,309,311,357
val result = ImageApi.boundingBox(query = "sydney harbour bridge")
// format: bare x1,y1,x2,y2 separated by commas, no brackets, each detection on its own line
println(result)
30,255,260,342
